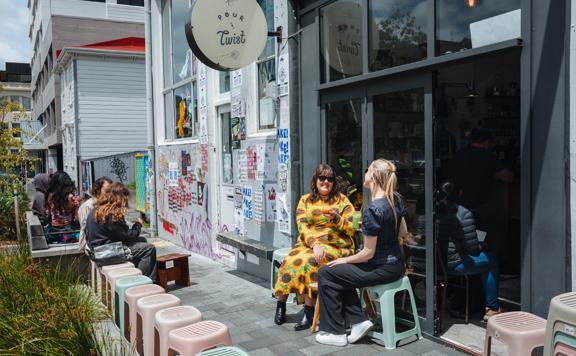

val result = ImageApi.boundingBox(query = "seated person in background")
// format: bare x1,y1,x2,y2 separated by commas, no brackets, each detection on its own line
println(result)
86,183,157,281
78,176,112,253
435,181,501,321
315,159,405,347
31,173,50,225
273,164,357,331
45,171,81,243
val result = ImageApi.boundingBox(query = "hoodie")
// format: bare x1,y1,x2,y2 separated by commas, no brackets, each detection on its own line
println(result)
31,173,49,225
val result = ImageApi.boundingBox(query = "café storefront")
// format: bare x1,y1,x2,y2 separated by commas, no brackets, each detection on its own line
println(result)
295,0,571,351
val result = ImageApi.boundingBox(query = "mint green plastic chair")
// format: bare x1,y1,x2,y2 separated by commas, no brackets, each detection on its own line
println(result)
198,346,251,356
115,275,152,336
555,332,576,349
271,247,296,303
361,276,422,349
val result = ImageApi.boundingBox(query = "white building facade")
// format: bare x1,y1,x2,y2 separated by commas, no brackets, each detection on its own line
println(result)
28,0,145,173
54,38,148,186
149,0,299,278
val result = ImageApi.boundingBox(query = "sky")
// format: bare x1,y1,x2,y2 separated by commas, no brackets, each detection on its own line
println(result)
0,0,31,70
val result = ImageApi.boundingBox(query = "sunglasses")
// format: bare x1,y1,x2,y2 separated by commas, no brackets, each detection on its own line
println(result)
318,175,335,183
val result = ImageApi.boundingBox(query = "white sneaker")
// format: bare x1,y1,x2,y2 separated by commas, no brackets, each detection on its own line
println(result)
347,320,374,343
315,331,348,346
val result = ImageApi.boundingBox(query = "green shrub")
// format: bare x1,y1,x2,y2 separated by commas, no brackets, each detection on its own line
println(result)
0,185,28,241
0,247,120,355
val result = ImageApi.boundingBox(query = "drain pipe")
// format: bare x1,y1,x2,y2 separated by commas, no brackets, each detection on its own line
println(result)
145,0,158,237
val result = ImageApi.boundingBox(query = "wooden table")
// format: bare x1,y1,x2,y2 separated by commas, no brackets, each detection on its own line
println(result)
156,253,191,289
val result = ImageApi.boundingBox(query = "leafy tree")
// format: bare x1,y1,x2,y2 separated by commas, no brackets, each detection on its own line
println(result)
0,85,35,240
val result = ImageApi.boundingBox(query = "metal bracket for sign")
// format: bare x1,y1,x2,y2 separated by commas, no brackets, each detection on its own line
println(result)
267,26,283,43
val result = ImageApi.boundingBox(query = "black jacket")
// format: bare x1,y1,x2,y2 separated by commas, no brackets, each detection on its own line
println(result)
436,205,482,269
86,209,142,249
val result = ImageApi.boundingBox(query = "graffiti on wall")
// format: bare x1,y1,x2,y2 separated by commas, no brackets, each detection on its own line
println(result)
157,144,227,260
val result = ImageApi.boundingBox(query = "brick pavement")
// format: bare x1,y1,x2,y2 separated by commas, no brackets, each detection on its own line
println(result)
151,238,468,356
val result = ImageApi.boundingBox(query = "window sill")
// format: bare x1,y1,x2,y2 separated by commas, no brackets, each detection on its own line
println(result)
248,130,277,139
158,138,200,146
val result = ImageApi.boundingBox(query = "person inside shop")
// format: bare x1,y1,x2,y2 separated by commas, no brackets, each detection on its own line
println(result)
86,182,157,281
44,171,81,243
315,159,406,347
31,173,50,225
78,176,112,253
435,181,501,321
449,128,514,252
273,164,357,331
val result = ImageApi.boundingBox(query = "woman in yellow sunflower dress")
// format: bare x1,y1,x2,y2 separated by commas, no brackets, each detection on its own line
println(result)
274,164,356,330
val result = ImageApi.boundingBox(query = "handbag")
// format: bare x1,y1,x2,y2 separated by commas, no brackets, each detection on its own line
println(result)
92,242,131,267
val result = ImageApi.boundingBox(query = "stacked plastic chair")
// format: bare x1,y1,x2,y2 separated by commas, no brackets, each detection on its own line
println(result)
483,311,546,356
544,292,576,356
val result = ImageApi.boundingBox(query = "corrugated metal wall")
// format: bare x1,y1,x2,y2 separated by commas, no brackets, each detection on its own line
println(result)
76,57,147,159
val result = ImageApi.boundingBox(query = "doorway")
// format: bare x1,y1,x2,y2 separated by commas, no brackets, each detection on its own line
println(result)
319,50,521,353
216,105,235,234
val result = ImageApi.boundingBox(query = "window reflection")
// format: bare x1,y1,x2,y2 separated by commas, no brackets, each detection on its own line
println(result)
258,59,277,130
369,0,427,71
326,99,363,210
172,84,196,139
320,0,363,83
171,0,194,84
437,0,521,55
257,0,275,59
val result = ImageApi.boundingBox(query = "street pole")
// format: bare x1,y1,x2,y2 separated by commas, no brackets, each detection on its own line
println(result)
13,187,21,241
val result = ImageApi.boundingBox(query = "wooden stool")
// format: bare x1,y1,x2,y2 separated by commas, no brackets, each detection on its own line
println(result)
157,253,191,289
309,283,320,335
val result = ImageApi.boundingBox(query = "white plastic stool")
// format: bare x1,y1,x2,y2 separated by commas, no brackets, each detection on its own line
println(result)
100,262,135,306
155,305,202,356
136,293,180,356
107,268,141,320
124,284,165,344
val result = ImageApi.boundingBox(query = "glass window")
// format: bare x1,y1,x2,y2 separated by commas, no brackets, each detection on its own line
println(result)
258,59,277,130
166,84,197,140
117,0,144,5
219,71,230,94
9,96,20,104
257,0,275,59
12,123,21,138
320,0,363,83
221,112,234,184
22,97,31,111
369,0,427,72
437,0,521,55
171,0,194,84
326,98,363,210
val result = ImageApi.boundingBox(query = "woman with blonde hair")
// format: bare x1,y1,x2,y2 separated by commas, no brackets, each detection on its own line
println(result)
315,159,406,347
86,182,157,280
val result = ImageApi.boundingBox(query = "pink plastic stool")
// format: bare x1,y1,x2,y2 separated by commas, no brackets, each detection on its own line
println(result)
483,311,546,356
154,306,202,356
136,293,181,356
100,262,135,305
124,284,165,344
167,321,232,355
106,268,142,318
555,342,576,356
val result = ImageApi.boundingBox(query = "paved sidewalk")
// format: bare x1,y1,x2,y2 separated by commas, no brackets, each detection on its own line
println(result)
151,238,468,356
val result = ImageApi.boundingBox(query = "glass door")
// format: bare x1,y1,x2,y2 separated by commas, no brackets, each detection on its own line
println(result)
366,75,436,333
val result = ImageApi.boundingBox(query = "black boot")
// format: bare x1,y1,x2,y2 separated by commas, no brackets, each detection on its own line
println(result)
274,301,287,325
294,305,314,331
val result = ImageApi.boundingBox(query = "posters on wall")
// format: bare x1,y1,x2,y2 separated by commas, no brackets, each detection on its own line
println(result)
242,186,253,220
278,128,290,165
277,192,291,234
247,146,257,181
256,144,265,181
238,150,248,183
253,187,264,225
168,162,179,187
232,70,243,89
234,186,244,235
279,96,290,128
198,64,208,144
277,52,289,97
278,164,288,192
265,184,277,222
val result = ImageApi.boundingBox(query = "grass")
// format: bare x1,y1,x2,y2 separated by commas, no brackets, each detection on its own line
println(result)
0,243,132,355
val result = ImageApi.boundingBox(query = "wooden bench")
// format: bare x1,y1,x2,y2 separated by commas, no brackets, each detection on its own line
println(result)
216,232,275,261
157,253,191,289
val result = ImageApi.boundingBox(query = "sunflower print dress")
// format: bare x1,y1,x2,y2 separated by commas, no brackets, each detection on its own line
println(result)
274,193,356,299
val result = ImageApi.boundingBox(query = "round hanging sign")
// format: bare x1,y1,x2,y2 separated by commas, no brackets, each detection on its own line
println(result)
185,0,268,71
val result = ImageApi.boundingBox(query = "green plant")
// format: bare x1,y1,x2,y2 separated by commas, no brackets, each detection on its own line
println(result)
0,246,132,355
0,187,28,241
126,181,136,190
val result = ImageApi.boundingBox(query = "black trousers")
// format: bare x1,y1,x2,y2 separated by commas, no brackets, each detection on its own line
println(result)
318,262,404,334
125,241,157,282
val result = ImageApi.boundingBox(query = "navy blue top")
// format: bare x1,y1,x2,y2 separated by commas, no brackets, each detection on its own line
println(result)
362,195,405,266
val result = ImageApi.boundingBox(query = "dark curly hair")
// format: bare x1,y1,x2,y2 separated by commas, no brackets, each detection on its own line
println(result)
45,171,76,211
307,164,341,204
91,176,113,197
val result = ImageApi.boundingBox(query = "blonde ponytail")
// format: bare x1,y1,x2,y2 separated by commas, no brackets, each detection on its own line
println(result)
370,159,398,225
